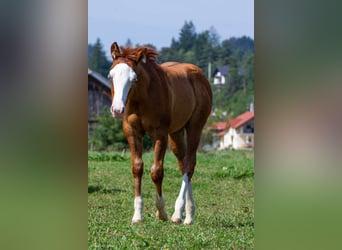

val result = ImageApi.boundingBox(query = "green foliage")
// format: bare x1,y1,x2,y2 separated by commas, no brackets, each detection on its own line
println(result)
88,150,254,249
88,151,128,161
228,36,254,53
89,108,153,151
88,38,111,77
88,108,128,151
178,20,197,51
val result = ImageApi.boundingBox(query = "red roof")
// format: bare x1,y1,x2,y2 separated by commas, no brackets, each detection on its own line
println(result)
210,121,228,137
216,130,227,137
211,122,228,131
228,111,254,129
210,111,254,137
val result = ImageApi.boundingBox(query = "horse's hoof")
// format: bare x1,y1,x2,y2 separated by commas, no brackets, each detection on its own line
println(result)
171,217,182,224
131,218,142,224
156,211,168,221
183,218,193,225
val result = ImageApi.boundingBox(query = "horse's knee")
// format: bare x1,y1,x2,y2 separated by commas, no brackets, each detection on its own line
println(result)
150,164,164,184
132,159,144,177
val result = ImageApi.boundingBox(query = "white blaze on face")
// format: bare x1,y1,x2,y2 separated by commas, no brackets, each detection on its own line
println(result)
109,63,137,117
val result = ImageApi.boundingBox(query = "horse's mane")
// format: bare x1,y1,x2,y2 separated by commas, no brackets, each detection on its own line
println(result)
118,46,159,62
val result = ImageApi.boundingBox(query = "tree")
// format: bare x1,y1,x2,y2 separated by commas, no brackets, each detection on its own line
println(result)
89,107,153,151
88,38,111,77
226,55,242,96
125,38,133,47
229,36,254,53
178,21,197,51
170,37,180,50
241,51,254,92
219,39,233,65
89,108,127,151
158,46,184,63
208,26,220,47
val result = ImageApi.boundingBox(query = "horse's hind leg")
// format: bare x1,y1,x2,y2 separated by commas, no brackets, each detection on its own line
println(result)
169,129,187,223
150,133,168,221
169,129,186,172
182,115,209,225
170,125,198,225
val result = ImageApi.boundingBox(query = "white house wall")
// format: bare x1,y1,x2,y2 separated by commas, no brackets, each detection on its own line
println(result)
233,133,246,149
213,73,226,85
219,127,253,150
220,128,237,150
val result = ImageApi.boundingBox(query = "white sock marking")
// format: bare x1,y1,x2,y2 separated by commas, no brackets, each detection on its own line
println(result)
184,182,195,224
172,174,189,222
132,196,143,223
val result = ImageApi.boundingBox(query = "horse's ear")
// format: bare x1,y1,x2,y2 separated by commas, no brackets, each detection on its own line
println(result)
111,42,121,60
136,47,147,64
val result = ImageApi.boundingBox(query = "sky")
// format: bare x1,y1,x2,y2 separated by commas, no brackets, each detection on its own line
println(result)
88,0,254,59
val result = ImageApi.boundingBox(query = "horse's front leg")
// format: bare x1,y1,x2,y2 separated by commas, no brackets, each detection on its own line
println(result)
125,130,144,223
132,155,144,223
150,134,168,221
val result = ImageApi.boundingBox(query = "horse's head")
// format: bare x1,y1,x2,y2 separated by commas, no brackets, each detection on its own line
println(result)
108,42,147,118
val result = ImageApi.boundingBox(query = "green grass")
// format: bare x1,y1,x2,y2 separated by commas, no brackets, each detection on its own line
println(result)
88,150,254,249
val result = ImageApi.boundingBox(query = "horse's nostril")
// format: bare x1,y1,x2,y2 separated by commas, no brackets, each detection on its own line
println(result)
111,106,125,118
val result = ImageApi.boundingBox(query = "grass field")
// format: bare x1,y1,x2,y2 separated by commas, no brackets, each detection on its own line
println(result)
88,150,254,249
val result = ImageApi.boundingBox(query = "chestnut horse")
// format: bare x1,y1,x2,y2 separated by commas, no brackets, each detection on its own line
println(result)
108,42,212,224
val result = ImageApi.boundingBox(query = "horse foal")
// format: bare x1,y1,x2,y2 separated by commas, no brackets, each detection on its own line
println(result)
108,42,212,224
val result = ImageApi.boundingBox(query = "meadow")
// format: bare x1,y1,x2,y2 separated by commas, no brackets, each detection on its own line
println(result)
88,150,254,249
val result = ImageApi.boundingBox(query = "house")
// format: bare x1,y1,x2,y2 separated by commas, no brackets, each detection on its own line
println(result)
212,66,229,86
209,121,228,149
211,110,254,150
212,65,246,87
88,68,112,135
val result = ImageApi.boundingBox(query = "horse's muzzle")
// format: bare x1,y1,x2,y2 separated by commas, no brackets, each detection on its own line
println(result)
111,106,125,118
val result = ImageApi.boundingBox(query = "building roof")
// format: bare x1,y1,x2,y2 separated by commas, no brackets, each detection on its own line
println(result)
210,121,229,137
211,111,254,137
88,68,111,89
216,130,227,137
212,65,229,77
228,111,254,129
211,121,228,131
212,65,246,77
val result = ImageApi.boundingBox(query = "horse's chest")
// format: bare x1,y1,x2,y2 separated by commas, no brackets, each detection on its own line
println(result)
141,114,169,132
127,112,168,134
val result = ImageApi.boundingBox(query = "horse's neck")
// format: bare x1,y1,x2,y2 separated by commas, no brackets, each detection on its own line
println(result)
137,63,159,93
128,65,152,103
129,63,167,106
